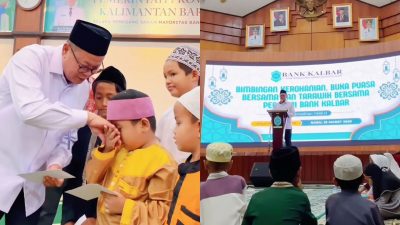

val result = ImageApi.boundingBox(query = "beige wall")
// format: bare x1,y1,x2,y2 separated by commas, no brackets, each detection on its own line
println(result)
41,39,199,120
0,38,14,73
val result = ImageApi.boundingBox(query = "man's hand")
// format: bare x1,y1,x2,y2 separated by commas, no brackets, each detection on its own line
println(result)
43,164,64,187
87,112,119,143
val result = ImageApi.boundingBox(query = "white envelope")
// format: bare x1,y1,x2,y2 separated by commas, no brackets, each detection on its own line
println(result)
19,170,75,183
65,184,117,201
75,214,87,225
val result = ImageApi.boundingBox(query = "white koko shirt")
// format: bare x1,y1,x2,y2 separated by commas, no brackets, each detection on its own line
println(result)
156,107,190,164
0,44,89,215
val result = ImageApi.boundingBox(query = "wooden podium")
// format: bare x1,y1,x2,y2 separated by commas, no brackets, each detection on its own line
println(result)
267,109,288,152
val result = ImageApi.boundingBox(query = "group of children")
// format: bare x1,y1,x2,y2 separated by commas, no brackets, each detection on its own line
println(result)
200,142,400,225
37,45,201,225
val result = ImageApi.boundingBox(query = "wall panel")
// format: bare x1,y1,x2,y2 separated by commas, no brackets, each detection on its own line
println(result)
201,0,400,52
201,40,242,51
280,34,311,52
311,32,344,50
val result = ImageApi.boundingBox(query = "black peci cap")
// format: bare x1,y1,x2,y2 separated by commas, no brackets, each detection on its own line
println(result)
69,20,112,56
93,66,126,92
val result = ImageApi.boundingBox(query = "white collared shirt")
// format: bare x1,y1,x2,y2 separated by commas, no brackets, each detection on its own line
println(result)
156,107,190,164
273,101,295,129
207,171,229,180
0,44,89,215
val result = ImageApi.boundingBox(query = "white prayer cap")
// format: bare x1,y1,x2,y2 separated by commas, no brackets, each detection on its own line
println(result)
334,154,363,181
206,142,233,163
167,46,200,72
177,86,200,119
370,154,389,169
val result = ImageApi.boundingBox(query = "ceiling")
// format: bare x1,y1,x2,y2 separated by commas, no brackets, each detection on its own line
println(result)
200,0,399,17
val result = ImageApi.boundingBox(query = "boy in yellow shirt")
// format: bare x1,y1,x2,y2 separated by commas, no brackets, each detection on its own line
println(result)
167,87,200,225
86,89,178,225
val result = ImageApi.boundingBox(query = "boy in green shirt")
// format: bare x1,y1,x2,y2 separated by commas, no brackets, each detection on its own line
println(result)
242,146,317,225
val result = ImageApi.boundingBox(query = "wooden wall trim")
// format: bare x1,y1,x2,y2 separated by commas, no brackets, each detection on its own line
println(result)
0,33,12,37
13,37,41,53
201,39,400,65
14,3,43,33
383,23,400,36
201,31,241,45
201,9,243,28
201,23,242,37
201,0,400,47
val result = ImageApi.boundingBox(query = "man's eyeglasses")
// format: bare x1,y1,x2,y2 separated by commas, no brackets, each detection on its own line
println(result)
70,47,104,75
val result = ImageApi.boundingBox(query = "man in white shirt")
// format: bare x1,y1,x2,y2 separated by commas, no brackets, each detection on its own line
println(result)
273,90,295,146
0,20,117,225
53,0,85,30
248,27,262,46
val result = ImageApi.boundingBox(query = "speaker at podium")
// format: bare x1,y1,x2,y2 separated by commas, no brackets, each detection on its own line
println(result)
249,162,274,187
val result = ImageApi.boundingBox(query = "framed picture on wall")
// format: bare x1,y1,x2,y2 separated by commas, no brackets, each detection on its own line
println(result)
359,17,379,41
332,3,352,28
270,8,290,32
245,24,265,48
0,0,16,32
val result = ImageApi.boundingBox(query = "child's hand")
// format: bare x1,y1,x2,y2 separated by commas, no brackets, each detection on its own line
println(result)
87,112,118,143
104,190,126,214
103,125,120,152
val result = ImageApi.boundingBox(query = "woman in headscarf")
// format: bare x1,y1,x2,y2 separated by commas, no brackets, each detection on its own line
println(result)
365,154,390,199
370,154,390,170
384,153,400,179
364,163,400,219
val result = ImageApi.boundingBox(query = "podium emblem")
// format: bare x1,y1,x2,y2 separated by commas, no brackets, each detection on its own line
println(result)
274,115,282,127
